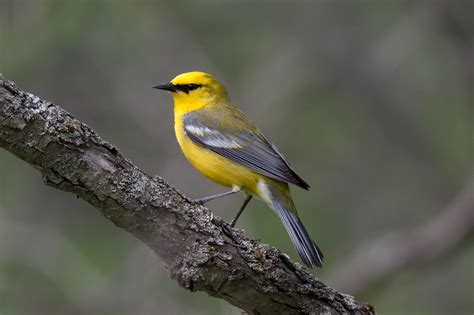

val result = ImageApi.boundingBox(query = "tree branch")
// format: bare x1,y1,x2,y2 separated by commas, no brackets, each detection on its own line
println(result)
0,75,374,314
329,180,474,295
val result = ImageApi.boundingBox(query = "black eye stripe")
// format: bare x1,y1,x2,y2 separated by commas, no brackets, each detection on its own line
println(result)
175,83,202,94
186,84,200,90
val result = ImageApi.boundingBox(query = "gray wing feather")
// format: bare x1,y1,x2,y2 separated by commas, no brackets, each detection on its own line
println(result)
183,110,310,189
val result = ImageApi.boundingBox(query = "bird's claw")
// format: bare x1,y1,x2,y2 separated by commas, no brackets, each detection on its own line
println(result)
193,198,206,204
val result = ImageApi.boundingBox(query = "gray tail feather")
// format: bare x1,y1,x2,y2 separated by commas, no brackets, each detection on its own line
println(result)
272,198,324,268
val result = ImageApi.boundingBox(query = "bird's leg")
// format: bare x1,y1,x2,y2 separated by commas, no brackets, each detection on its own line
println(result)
194,189,239,204
230,195,252,227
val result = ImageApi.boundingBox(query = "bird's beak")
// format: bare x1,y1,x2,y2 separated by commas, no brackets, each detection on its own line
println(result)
153,82,178,92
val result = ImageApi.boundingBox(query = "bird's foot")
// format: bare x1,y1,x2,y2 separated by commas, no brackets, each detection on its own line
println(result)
193,197,208,204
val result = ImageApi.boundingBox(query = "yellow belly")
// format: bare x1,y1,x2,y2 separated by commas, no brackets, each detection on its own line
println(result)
175,115,261,195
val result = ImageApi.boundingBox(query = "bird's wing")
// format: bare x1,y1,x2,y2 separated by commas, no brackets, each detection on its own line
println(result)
182,107,310,190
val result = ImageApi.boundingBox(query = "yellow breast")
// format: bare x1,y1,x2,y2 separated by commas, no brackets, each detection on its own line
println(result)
174,111,261,194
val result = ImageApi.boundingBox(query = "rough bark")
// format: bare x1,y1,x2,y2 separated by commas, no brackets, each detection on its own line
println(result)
0,74,375,315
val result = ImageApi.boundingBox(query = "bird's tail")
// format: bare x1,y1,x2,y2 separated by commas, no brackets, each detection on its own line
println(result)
265,184,324,268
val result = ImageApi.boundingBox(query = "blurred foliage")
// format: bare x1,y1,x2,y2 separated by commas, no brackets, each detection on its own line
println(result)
0,0,473,314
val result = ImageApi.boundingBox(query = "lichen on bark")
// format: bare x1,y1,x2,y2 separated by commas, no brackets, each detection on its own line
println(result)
0,74,375,314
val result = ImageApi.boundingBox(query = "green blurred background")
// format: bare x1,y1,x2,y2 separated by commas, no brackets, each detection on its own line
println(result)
0,1,472,314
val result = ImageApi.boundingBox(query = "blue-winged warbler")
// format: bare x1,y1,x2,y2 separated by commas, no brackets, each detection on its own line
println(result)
154,71,323,268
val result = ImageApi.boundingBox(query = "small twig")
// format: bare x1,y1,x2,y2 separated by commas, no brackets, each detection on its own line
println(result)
329,180,474,294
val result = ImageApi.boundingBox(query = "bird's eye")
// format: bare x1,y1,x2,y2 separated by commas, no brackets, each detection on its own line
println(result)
186,84,200,91
175,83,201,94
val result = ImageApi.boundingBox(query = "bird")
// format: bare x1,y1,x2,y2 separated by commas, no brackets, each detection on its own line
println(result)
153,71,323,268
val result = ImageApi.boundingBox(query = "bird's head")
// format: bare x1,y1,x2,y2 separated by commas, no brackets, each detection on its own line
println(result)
154,71,229,111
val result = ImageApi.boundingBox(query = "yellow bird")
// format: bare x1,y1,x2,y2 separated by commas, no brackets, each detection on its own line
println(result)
154,71,323,268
